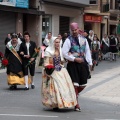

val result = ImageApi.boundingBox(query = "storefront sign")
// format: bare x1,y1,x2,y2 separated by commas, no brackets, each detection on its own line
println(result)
84,15,102,23
0,0,29,8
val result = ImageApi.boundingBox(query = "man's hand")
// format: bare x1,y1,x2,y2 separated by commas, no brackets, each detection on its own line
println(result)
90,65,93,71
20,52,24,55
24,55,30,58
30,58,35,62
74,58,84,63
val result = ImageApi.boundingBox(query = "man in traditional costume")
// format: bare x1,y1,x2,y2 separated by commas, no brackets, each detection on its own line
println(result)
19,31,37,90
62,22,92,111
5,33,24,89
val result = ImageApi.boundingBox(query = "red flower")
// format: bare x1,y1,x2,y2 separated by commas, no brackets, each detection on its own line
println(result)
2,59,8,66
45,65,54,69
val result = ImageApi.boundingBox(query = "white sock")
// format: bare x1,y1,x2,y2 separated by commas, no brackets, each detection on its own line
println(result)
31,76,34,85
25,75,29,88
113,54,114,59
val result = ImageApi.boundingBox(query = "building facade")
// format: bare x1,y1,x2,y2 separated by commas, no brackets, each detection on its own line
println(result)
0,0,44,53
0,0,89,53
84,0,120,40
39,0,89,43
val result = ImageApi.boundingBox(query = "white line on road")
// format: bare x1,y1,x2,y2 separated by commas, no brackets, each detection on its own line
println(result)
95,119,118,120
0,114,58,118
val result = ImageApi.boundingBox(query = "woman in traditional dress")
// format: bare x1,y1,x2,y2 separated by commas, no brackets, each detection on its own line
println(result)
43,32,53,47
5,33,25,89
41,37,77,110
101,34,110,60
88,30,94,42
109,34,118,61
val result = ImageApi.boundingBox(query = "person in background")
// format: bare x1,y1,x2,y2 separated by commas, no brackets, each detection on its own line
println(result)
19,31,37,90
4,33,11,45
91,36,100,70
5,33,24,89
62,32,68,46
109,33,118,61
57,33,63,47
43,32,53,47
83,30,91,48
18,32,25,43
88,30,94,42
101,34,109,60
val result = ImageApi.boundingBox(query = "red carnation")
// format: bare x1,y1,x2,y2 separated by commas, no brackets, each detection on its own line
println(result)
45,65,55,69
2,59,8,66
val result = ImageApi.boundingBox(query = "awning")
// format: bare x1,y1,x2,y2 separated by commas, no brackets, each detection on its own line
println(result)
42,0,89,8
0,5,45,15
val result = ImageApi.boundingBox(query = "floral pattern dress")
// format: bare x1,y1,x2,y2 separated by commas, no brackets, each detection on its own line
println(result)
41,55,77,108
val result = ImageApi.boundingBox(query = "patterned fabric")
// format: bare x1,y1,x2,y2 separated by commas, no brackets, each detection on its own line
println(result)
91,41,99,52
53,55,62,71
69,36,86,58
41,57,77,108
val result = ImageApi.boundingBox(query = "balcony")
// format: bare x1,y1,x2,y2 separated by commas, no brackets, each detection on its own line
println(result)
84,3,100,14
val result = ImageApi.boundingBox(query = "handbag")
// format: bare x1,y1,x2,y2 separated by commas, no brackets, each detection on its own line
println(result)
45,65,55,75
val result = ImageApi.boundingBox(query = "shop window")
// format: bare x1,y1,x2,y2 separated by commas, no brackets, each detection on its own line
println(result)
42,15,52,41
89,0,98,4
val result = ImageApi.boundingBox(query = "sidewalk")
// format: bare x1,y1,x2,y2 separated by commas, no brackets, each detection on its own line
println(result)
0,68,6,73
81,58,120,106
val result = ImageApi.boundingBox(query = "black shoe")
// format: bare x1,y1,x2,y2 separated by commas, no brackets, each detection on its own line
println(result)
24,87,29,90
10,85,17,90
31,85,35,89
96,63,98,66
9,85,14,90
53,107,59,111
14,85,17,89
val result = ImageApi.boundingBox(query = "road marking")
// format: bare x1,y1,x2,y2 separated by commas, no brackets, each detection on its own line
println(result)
95,119,118,120
0,114,58,118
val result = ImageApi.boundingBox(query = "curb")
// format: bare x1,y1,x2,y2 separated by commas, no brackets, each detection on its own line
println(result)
0,69,6,73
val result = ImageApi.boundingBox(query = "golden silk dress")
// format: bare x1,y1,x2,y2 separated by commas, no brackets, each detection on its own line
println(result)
41,56,77,108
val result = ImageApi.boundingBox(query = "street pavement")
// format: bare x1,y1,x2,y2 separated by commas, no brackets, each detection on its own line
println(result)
0,58,120,120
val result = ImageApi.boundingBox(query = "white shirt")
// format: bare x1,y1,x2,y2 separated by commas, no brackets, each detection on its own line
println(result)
26,42,30,55
62,35,92,65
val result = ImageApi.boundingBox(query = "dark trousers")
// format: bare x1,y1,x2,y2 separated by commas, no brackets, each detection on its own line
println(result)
92,52,98,61
22,60,35,76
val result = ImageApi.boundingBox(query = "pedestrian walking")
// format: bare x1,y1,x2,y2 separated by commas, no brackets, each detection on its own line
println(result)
109,34,118,61
19,31,37,90
62,22,92,111
41,37,77,110
91,36,100,70
101,34,110,60
5,33,24,89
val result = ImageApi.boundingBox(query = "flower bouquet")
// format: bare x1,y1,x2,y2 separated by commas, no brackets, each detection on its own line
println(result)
2,59,8,68
45,65,55,75
0,51,8,69
26,47,40,67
